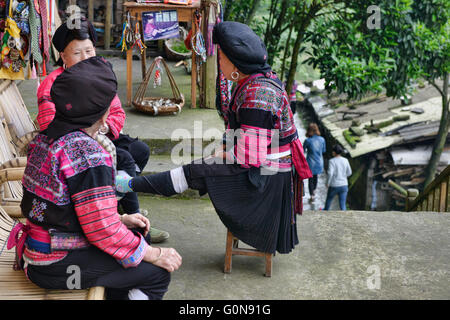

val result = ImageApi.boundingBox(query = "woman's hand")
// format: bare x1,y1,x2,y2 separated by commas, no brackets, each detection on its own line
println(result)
121,213,150,236
144,246,182,272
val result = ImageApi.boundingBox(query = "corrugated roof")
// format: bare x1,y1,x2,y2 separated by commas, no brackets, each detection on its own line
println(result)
310,83,446,158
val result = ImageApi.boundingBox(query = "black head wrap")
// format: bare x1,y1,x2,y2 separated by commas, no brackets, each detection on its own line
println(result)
52,17,97,66
46,56,117,140
213,21,272,76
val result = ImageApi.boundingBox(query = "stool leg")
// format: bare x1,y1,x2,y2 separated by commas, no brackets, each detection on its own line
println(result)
264,253,272,277
232,237,239,249
224,230,233,274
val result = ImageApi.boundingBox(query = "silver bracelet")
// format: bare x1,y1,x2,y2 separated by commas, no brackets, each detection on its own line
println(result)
149,246,163,263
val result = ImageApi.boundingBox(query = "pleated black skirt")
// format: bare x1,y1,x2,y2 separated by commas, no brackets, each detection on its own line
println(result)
186,162,299,254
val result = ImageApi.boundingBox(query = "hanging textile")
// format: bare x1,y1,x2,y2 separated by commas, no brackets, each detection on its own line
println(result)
38,0,49,66
29,0,43,65
206,0,218,57
0,0,29,80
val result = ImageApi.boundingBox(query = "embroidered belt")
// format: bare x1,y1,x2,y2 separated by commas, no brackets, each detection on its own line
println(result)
7,223,90,270
48,229,90,251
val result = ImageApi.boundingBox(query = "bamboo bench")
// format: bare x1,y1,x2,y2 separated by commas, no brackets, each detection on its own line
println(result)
0,205,105,300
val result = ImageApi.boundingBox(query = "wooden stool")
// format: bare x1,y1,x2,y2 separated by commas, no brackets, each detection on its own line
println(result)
224,230,273,277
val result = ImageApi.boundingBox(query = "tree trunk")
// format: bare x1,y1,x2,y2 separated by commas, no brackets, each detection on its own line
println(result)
285,17,308,96
285,3,321,94
245,0,262,25
423,72,450,188
280,22,294,82
265,0,290,66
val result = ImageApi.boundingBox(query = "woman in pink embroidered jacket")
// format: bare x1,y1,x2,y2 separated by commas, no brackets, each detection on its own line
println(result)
116,22,312,255
35,18,170,244
8,57,181,300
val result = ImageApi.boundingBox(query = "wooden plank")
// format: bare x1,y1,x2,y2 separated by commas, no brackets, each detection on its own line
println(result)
439,181,447,212
434,187,440,212
231,247,267,257
447,176,450,212
428,193,433,211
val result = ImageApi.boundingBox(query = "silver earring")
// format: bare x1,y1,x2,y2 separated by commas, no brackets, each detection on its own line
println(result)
231,71,239,81
98,123,109,135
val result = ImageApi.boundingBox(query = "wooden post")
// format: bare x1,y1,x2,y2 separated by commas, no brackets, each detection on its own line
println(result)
88,0,94,21
104,0,113,49
191,11,197,108
224,230,233,274
126,47,133,107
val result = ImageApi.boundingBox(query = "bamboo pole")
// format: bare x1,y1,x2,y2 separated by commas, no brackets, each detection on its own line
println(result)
388,179,408,197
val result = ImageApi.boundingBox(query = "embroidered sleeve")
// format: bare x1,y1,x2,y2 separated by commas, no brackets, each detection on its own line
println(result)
36,68,64,131
60,135,147,268
105,95,126,140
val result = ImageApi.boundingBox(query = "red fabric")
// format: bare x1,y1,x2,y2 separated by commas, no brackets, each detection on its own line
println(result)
291,138,312,180
36,68,126,140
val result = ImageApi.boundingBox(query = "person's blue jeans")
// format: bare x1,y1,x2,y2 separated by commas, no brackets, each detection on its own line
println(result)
324,185,348,210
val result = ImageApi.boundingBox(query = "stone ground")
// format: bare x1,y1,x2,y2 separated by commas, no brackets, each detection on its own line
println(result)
15,54,450,300
139,196,450,300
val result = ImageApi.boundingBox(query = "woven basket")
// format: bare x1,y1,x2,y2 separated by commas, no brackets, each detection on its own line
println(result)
164,27,191,61
132,56,185,116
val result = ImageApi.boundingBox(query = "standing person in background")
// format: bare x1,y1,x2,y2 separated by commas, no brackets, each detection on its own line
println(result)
303,123,326,201
283,73,298,114
324,144,352,211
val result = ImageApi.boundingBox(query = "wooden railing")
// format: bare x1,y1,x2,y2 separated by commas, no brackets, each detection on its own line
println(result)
406,165,450,212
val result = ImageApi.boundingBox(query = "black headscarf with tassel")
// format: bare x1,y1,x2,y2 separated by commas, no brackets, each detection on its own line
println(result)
46,56,117,140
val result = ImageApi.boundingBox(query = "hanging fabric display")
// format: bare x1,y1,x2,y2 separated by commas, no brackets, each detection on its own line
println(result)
0,0,29,80
0,0,54,80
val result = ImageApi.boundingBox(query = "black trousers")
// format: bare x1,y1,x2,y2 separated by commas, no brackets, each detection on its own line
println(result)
290,101,297,114
26,245,170,300
114,134,150,214
308,174,318,195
